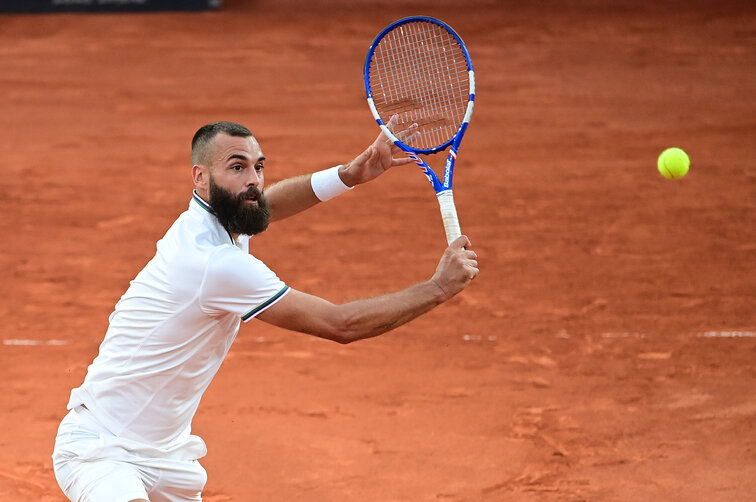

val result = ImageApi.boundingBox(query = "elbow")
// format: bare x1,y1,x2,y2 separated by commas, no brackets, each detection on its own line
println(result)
316,328,356,345
332,334,356,345
323,311,361,344
289,303,361,344
313,304,388,344
326,324,359,345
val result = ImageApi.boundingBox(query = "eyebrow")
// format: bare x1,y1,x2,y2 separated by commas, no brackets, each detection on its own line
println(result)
226,154,266,163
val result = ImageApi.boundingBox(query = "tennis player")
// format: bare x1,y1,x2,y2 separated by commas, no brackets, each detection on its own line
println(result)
52,121,479,502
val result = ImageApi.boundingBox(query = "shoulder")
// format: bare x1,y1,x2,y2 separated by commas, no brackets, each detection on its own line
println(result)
204,245,277,286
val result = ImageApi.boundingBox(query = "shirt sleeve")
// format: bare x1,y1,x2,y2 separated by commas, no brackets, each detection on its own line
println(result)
199,245,290,322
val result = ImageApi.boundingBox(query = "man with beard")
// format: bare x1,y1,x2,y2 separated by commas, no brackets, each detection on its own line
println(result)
52,121,479,502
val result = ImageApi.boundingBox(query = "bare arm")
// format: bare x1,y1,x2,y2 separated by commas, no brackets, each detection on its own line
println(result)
264,173,320,222
256,236,478,343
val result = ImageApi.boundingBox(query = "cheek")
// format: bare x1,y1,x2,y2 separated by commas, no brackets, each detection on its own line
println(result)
218,173,244,190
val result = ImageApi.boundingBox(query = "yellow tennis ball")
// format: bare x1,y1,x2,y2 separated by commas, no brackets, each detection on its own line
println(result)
657,147,690,179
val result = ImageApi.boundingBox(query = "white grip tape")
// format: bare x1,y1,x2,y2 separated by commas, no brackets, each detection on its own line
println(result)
437,191,462,245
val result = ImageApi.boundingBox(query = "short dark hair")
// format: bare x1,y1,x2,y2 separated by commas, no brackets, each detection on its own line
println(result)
191,121,253,165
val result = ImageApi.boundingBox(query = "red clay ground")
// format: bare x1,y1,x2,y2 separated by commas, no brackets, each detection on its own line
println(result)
1,1,755,500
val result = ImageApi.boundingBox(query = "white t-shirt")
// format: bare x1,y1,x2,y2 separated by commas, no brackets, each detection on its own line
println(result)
68,192,289,448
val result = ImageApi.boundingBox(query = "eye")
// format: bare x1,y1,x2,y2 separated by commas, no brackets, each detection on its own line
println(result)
232,164,243,171
255,163,264,172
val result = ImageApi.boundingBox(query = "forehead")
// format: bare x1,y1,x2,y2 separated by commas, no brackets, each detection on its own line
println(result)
211,133,263,163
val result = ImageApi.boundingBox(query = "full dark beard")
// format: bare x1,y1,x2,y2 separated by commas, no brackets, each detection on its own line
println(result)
209,178,270,236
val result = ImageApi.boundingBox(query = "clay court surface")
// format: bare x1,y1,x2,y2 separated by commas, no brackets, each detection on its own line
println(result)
1,0,755,500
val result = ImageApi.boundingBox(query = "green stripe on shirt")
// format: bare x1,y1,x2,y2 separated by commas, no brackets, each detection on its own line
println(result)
241,286,290,321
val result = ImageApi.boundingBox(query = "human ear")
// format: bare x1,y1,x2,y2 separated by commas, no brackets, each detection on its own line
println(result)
192,164,209,190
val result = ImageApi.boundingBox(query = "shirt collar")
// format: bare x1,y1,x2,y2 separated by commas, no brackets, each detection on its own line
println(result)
190,190,240,246
191,190,214,214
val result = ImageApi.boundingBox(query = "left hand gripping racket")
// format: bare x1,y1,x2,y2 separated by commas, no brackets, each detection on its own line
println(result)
364,16,475,245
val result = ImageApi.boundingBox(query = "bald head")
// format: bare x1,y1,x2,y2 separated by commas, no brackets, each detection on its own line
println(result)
191,121,254,166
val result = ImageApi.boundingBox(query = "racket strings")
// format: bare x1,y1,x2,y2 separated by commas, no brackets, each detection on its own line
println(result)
369,21,470,150
375,25,467,147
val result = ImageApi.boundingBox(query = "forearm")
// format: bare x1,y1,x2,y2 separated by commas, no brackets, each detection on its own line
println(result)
333,280,447,343
265,166,353,222
330,237,476,343
265,174,319,222
257,280,449,344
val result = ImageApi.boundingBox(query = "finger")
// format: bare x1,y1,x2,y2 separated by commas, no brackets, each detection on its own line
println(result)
465,264,480,278
378,114,399,141
407,129,420,145
393,124,419,148
373,119,396,147
450,235,471,250
461,235,473,250
392,134,419,151
394,122,417,141
390,156,415,167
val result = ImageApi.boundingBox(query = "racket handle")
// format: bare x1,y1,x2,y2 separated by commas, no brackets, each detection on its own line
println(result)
436,191,462,245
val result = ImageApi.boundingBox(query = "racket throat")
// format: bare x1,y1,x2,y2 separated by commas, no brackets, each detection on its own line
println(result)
408,153,444,192
443,153,456,190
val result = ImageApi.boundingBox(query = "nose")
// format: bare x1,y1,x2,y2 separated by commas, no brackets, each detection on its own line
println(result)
247,168,262,187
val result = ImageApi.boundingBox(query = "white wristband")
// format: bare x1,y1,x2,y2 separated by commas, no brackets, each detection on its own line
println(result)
311,165,353,201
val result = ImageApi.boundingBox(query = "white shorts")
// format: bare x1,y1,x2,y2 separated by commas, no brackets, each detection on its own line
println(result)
52,407,208,502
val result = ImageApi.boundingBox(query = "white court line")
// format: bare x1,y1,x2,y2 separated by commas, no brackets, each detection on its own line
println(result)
462,334,498,341
3,339,69,346
556,330,756,340
602,332,646,339
696,331,756,338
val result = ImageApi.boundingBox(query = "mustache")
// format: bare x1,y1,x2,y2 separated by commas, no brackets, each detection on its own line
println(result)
240,186,264,202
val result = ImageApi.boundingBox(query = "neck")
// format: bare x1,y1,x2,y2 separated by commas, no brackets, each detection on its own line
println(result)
195,187,210,203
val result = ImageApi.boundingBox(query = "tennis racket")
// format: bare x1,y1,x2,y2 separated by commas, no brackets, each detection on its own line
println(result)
364,16,475,245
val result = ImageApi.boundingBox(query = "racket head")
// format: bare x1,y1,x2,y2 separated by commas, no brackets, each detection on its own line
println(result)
364,16,475,155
